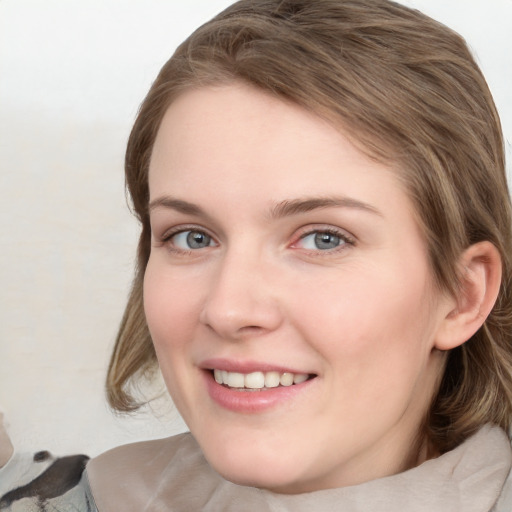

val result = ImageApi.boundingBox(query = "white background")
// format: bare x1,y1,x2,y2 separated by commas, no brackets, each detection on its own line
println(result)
1,0,511,458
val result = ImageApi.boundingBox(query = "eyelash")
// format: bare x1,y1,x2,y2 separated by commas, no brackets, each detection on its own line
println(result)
158,225,355,255
160,225,217,254
290,226,355,254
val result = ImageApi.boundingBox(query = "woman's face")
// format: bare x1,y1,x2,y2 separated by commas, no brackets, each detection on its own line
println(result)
144,83,451,493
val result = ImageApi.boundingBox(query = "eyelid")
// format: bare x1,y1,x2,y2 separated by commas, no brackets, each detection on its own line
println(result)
289,225,356,251
154,223,355,255
156,224,219,256
160,224,215,242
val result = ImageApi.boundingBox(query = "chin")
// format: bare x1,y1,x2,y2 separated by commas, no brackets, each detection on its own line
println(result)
214,464,301,493
202,443,314,494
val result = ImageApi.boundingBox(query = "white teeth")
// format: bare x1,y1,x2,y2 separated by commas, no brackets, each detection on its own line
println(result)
213,369,310,389
264,371,281,388
280,372,294,386
245,372,265,388
227,372,245,388
293,373,309,384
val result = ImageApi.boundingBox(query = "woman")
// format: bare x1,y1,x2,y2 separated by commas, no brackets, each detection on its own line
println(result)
4,0,511,510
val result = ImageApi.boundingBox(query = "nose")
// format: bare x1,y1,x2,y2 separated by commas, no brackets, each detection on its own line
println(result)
199,248,283,340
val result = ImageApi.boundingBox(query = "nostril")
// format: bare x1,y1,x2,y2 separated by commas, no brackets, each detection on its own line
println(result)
238,325,266,336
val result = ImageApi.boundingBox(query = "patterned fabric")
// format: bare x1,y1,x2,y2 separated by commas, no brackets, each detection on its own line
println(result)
0,450,97,512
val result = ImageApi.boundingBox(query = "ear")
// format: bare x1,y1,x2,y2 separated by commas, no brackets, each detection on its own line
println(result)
434,241,502,351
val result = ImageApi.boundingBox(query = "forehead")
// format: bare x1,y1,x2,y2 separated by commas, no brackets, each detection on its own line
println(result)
148,83,416,225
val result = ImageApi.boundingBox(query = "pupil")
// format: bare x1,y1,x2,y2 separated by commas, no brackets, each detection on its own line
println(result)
187,231,209,248
314,232,340,250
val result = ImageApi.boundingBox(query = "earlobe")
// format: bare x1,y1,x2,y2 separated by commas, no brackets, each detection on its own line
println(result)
434,241,502,351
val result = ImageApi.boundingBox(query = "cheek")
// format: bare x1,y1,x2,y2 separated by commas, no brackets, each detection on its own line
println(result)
301,269,438,424
143,259,207,414
143,258,204,354
290,263,435,375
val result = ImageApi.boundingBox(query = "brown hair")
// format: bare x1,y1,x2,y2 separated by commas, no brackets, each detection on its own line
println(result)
107,0,512,453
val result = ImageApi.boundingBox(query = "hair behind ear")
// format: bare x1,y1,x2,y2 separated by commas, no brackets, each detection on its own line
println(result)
429,242,512,451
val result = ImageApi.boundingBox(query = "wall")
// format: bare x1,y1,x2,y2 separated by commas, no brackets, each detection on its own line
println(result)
0,0,510,457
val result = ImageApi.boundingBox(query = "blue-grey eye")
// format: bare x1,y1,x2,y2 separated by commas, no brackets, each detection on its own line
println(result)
300,231,343,250
172,230,213,249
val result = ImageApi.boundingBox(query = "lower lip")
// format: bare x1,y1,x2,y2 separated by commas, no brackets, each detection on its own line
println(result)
203,370,315,413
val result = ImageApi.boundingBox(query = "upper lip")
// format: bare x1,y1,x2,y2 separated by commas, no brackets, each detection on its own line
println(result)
199,358,313,375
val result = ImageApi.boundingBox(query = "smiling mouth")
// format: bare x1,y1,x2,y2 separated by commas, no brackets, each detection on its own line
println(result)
212,369,316,391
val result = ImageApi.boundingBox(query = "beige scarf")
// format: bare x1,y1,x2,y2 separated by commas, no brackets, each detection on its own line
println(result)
86,425,512,511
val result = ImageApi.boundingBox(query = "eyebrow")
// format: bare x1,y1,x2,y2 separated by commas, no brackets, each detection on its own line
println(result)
148,195,382,219
149,197,206,216
269,196,383,219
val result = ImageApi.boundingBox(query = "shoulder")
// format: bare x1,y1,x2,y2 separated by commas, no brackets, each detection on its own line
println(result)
495,466,512,512
87,431,198,479
86,432,222,511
